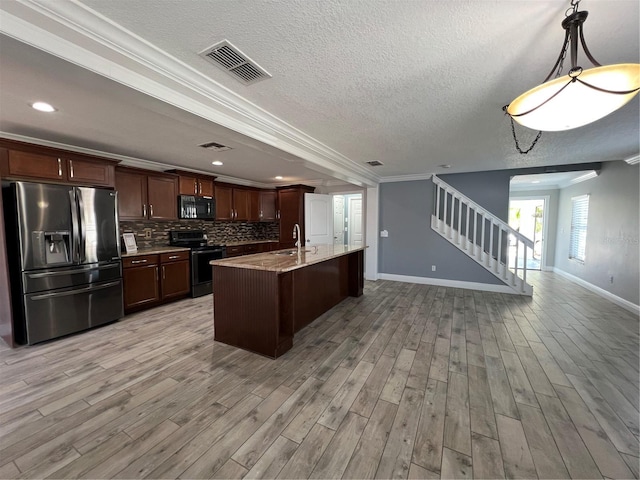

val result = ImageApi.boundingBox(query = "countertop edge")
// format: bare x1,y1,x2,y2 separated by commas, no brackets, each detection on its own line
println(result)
210,246,365,273
121,246,191,257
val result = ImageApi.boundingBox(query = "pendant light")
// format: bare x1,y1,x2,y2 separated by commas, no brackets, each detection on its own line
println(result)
505,0,639,152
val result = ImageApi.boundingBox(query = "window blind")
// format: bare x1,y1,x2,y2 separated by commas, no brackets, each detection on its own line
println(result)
569,194,589,262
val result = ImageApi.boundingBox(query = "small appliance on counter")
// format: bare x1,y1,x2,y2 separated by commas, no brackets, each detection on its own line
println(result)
169,230,225,297
2,181,124,345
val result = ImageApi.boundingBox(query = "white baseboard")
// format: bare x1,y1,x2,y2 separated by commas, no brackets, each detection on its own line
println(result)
378,273,519,295
552,268,640,315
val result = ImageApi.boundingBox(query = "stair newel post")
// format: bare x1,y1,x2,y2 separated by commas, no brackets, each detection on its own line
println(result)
480,214,486,263
497,228,503,276
457,195,463,245
514,237,520,285
443,187,448,234
472,208,478,256
489,220,495,269
435,183,441,225
522,245,528,292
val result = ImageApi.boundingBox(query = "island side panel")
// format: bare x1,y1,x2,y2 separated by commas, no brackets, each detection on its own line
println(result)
348,249,364,297
292,255,349,333
213,265,285,358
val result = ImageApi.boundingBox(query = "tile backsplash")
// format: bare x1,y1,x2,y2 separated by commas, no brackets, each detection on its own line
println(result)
119,220,279,249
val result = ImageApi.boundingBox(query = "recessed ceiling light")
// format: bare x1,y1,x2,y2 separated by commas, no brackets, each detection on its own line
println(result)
275,176,283,180
531,180,540,184
31,101,56,112
211,161,223,166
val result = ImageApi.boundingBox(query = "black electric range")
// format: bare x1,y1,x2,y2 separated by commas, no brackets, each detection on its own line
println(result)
169,230,226,297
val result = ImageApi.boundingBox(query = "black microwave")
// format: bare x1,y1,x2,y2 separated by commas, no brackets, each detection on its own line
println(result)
178,195,216,220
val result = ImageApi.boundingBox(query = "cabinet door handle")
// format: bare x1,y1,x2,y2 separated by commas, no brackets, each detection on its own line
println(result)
143,204,147,217
198,181,201,195
69,160,74,178
162,266,166,280
131,259,148,264
155,267,159,282
57,158,62,177
150,204,154,217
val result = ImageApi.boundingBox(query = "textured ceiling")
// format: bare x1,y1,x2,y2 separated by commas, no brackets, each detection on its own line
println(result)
0,0,638,186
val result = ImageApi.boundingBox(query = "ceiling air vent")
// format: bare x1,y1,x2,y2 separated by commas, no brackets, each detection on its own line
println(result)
200,40,272,85
366,161,384,167
199,141,232,152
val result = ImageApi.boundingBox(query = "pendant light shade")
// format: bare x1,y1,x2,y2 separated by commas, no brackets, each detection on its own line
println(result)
507,63,640,131
505,2,640,144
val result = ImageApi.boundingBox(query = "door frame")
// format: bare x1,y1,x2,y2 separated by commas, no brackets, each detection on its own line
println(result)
508,195,550,271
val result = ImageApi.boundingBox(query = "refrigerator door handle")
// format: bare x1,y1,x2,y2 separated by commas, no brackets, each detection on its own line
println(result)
30,281,121,300
76,188,87,263
27,263,120,278
69,189,81,264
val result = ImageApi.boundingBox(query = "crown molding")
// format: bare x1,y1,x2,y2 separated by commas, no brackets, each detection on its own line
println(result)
0,0,380,187
0,132,274,189
379,173,434,183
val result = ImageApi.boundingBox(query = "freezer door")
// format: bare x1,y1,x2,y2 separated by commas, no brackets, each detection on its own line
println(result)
22,261,122,294
13,182,76,271
77,187,120,264
23,279,124,344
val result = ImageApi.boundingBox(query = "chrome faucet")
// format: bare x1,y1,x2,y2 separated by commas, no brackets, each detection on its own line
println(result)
293,223,301,248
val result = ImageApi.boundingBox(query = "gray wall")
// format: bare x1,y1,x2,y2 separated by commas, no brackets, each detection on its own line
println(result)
379,171,513,285
509,189,559,269
554,161,639,305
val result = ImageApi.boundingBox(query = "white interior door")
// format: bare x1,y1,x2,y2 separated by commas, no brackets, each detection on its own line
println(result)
333,195,345,245
305,193,333,245
348,196,363,245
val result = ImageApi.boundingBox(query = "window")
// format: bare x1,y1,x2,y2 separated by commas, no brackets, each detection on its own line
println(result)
569,194,589,262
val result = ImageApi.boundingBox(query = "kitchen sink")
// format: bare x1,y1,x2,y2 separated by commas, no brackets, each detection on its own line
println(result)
272,249,312,256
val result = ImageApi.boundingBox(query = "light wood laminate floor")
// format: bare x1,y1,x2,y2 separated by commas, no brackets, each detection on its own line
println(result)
0,272,638,479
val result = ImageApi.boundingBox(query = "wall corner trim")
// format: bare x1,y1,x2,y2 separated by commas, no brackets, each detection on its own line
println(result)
378,273,519,295
552,268,640,315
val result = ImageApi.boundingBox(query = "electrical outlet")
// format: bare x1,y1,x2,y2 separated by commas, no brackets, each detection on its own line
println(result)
432,265,436,271
610,275,614,284
144,228,152,239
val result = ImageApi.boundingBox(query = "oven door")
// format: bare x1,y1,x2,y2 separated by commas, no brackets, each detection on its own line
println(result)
191,247,225,297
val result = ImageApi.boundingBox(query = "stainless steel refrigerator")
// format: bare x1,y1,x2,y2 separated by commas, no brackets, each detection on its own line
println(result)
2,181,124,345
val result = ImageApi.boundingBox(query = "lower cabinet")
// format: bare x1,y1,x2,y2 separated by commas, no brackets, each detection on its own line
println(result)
225,242,279,258
123,251,190,312
159,252,190,300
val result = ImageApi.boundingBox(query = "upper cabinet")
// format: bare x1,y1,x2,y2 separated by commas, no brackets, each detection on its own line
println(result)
0,140,117,188
116,167,178,221
277,185,315,248
215,183,264,222
167,170,215,198
259,191,277,222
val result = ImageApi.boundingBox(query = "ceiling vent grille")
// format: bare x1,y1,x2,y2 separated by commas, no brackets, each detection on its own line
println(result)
200,40,271,85
199,141,232,152
366,161,384,167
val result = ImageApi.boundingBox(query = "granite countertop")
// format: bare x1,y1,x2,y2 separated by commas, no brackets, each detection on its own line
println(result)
210,244,365,273
121,246,190,258
223,239,279,247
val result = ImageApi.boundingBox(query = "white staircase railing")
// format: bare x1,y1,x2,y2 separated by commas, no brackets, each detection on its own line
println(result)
431,175,534,295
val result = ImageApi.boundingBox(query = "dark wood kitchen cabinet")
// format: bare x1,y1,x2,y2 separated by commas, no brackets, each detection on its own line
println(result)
259,190,277,221
159,251,190,300
277,185,315,248
167,170,215,198
116,167,178,221
123,250,190,313
122,255,160,311
214,183,255,221
0,140,117,187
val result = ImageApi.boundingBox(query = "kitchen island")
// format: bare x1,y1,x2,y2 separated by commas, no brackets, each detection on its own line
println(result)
210,244,364,358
